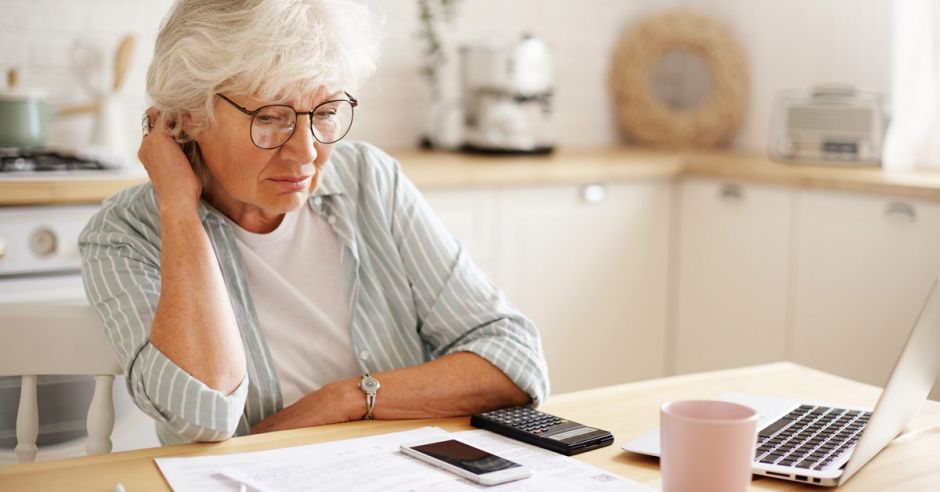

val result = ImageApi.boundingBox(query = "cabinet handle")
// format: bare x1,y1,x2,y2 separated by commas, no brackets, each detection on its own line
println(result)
581,183,607,204
885,202,917,224
719,183,744,202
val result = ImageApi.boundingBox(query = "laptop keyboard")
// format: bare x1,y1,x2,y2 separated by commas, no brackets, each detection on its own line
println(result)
755,404,872,471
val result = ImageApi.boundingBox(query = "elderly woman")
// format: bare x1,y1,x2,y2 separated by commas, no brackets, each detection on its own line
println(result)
79,0,549,445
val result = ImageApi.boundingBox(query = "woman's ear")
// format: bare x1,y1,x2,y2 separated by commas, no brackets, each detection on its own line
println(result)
178,113,201,141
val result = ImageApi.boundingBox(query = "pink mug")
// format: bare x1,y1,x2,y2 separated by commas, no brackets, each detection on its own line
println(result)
660,400,759,492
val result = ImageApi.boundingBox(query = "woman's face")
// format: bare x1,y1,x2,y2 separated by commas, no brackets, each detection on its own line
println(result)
194,86,339,232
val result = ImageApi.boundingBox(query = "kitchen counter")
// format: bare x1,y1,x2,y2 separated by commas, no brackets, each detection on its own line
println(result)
391,148,684,188
395,149,940,201
0,172,149,207
4,148,940,206
681,152,940,202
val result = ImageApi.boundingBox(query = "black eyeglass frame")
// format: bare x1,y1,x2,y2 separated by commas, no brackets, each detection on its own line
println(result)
216,92,358,148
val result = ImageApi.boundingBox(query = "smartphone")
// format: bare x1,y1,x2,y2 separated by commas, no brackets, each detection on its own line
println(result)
400,437,532,486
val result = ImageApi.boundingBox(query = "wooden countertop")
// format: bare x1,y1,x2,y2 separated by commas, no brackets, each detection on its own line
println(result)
390,148,684,189
4,148,940,206
390,149,940,201
0,174,148,207
681,153,940,202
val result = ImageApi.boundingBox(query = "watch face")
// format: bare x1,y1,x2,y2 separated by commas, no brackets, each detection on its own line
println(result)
361,376,380,393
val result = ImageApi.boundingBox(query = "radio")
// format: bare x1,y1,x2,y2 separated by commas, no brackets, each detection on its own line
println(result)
769,84,885,166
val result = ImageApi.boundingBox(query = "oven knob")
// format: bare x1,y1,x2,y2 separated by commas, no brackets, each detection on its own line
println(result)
30,227,59,257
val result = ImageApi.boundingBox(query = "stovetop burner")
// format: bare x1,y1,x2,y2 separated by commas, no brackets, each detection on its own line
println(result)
0,148,111,173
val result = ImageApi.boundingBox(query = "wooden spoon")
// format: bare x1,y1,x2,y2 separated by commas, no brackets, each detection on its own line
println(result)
112,34,135,93
7,68,18,89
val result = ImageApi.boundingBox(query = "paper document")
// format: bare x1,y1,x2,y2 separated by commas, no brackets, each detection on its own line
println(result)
155,426,651,492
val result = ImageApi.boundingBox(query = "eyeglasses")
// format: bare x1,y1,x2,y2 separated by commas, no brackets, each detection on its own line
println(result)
216,92,358,149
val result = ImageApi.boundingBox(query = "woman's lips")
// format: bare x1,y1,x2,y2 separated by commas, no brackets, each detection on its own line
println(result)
269,175,313,191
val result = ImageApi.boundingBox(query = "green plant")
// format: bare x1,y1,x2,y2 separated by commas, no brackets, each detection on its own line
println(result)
416,0,461,100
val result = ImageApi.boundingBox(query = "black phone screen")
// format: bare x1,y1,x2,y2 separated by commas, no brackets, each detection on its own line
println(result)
410,440,522,475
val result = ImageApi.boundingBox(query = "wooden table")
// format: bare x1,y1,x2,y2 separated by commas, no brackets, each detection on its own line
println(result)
2,362,938,491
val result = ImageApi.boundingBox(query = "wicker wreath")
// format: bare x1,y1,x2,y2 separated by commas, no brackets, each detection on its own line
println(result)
609,10,748,148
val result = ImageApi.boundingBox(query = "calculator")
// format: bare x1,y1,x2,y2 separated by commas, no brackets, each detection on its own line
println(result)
470,406,614,456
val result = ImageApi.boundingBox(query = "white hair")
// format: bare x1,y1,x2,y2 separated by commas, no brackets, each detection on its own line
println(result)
146,0,381,143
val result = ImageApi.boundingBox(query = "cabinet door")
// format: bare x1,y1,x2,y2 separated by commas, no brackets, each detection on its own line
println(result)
421,189,502,284
791,190,940,398
674,179,792,374
496,182,671,393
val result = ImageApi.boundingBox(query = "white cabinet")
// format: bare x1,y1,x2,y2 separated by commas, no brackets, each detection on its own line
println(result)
791,190,940,396
423,181,672,394
424,172,940,399
496,182,672,393
673,179,793,374
422,189,502,284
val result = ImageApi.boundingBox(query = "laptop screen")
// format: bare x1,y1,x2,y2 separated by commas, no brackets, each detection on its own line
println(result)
840,276,940,483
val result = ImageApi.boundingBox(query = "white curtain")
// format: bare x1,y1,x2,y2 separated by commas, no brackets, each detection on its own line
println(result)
882,0,940,171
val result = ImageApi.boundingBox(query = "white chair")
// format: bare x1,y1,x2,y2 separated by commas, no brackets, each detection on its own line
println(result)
0,302,121,463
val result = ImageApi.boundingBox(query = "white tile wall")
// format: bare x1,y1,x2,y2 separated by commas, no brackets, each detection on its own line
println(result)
0,0,892,158
1,0,176,161
356,0,683,149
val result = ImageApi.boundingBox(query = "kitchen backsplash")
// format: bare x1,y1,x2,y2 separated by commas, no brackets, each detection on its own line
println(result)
1,0,890,159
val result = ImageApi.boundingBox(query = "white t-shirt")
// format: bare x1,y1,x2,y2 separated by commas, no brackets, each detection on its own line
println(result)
228,204,361,407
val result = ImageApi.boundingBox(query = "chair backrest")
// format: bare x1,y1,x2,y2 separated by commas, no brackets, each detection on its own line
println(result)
0,302,121,463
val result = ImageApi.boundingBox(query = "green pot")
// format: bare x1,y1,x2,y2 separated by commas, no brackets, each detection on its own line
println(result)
0,89,52,148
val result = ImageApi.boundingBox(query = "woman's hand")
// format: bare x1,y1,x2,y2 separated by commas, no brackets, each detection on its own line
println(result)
138,108,202,214
249,382,363,435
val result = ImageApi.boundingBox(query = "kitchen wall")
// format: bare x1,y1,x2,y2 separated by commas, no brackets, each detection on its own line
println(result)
1,0,892,158
682,0,892,153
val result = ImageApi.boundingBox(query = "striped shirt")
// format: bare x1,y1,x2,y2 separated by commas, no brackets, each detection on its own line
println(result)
79,141,550,445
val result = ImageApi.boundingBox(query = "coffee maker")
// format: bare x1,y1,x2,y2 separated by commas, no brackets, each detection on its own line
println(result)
458,34,554,154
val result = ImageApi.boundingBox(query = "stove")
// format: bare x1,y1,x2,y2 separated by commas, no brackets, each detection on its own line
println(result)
0,148,158,463
0,204,98,277
0,148,114,174
0,204,161,462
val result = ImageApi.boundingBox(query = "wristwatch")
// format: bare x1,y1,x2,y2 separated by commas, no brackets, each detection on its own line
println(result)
358,373,381,420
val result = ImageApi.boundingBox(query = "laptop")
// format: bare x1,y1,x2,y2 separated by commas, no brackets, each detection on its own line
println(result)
622,275,940,487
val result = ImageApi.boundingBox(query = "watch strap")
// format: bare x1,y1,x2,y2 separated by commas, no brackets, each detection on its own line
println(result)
360,373,379,420
364,392,376,420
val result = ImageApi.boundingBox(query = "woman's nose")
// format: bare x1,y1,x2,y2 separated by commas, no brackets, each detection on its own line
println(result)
281,114,318,163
